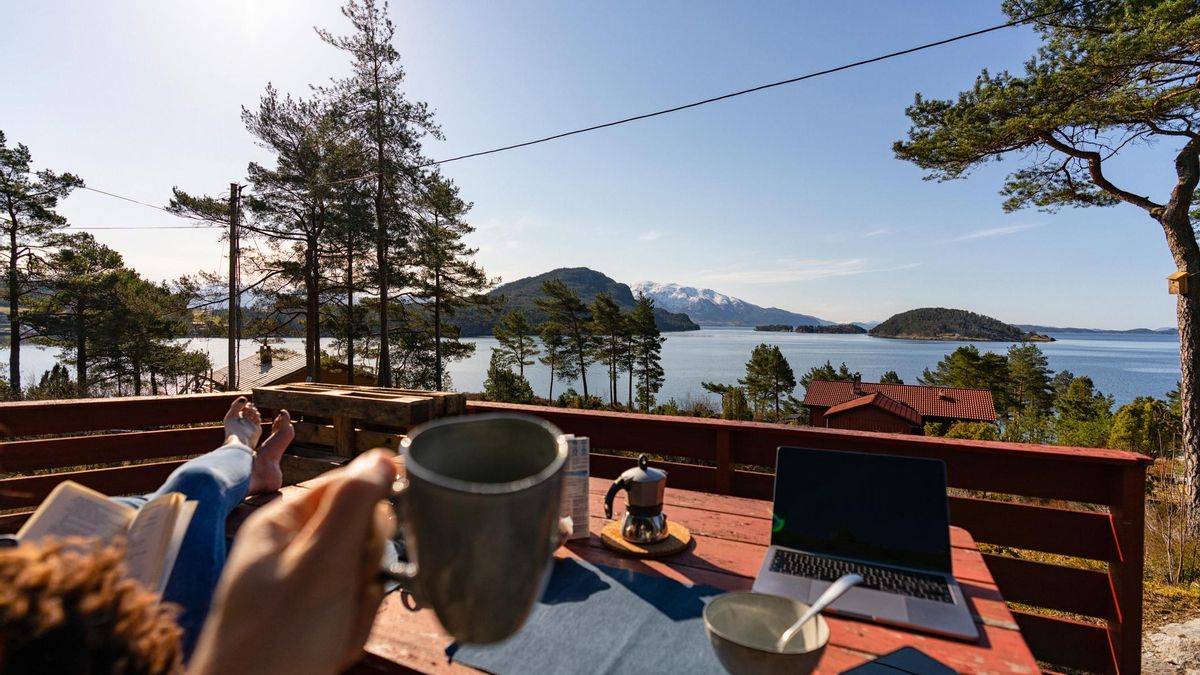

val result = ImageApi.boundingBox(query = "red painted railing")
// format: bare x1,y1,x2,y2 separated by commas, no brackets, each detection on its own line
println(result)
0,393,1151,674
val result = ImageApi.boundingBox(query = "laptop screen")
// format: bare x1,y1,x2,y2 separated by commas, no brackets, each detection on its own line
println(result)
771,447,952,573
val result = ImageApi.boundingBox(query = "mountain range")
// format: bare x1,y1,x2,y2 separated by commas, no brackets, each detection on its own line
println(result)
453,268,699,337
633,282,828,327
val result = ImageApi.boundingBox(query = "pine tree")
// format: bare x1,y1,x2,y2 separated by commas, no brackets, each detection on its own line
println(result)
628,296,665,412
537,322,575,400
0,131,83,397
534,280,596,398
318,0,441,387
1007,343,1054,417
589,292,626,405
740,343,797,419
482,351,534,403
799,360,855,390
408,175,490,390
879,370,904,385
25,233,122,397
893,0,1200,510
920,346,1011,416
493,310,539,378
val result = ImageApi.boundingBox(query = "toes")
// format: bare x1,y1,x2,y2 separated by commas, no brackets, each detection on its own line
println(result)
273,409,291,431
225,396,248,420
245,404,262,425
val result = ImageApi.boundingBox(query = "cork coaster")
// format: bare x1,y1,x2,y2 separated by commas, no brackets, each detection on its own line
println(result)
600,520,692,558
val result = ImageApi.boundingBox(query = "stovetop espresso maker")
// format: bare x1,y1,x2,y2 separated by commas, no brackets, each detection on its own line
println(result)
603,454,669,544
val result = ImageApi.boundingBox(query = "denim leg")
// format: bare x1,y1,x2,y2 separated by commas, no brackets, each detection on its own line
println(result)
136,441,254,658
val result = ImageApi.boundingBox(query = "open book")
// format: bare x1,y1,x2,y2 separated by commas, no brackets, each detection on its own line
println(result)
18,481,197,596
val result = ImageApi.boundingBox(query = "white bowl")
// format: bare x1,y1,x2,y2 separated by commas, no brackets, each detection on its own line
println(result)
703,592,830,675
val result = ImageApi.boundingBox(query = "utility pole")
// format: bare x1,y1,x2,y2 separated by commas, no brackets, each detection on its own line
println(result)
227,183,240,391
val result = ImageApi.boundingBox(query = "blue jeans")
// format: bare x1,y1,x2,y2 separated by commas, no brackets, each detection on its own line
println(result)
115,440,253,658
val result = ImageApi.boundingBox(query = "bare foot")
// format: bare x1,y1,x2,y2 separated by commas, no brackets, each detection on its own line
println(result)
249,410,293,495
224,397,263,448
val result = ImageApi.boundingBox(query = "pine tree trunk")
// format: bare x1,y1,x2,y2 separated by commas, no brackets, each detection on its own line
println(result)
7,225,20,398
374,143,391,387
75,311,86,398
434,267,443,391
346,221,355,385
306,248,322,383
1159,137,1200,526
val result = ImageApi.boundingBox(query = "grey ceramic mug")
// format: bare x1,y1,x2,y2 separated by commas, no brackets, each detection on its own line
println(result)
381,413,567,644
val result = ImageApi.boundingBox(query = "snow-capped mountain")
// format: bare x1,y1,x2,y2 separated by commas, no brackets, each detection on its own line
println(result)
633,282,830,327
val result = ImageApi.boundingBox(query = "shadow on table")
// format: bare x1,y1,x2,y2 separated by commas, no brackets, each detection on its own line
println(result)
841,647,956,674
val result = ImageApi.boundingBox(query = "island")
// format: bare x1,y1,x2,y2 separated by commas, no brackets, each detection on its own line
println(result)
869,307,1054,342
754,323,867,334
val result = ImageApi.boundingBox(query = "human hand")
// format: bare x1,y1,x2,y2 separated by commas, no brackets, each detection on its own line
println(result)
187,449,397,675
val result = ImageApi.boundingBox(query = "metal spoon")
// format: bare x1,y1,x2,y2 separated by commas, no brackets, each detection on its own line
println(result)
775,574,863,652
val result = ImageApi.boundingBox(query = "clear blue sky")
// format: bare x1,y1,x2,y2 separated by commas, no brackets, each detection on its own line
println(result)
3,1,1186,328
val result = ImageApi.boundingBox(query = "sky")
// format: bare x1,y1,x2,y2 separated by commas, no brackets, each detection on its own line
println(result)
2,1,1188,329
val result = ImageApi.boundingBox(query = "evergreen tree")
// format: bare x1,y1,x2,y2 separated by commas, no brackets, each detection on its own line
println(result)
1053,375,1115,448
1109,396,1180,457
589,292,626,405
534,279,596,398
628,296,664,412
24,363,75,400
740,343,797,418
482,351,534,403
702,382,753,421
879,370,904,385
920,346,1011,415
1006,343,1054,417
408,175,489,390
537,322,575,400
25,233,122,397
893,0,1200,510
800,360,855,390
319,0,441,387
493,310,539,378
0,131,83,396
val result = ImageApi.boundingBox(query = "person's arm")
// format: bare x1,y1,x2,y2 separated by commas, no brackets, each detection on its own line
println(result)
187,449,396,675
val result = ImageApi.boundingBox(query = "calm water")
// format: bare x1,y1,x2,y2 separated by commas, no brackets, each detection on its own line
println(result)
9,328,1182,407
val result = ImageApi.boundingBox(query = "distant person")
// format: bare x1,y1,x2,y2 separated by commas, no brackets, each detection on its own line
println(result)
0,398,396,675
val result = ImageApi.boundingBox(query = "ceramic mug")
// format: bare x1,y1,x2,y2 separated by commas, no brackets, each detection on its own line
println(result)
381,413,567,644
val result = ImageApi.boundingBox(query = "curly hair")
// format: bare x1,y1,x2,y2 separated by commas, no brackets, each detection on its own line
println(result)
0,538,183,675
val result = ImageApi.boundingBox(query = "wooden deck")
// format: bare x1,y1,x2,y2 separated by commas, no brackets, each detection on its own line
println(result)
272,470,1036,674
0,392,1152,674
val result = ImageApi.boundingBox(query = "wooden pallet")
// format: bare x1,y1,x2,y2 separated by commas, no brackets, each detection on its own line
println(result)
252,383,466,458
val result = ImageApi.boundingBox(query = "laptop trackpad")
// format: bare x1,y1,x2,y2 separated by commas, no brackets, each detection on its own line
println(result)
812,582,907,620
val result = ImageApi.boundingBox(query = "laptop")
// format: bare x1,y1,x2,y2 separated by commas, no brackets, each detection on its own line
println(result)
752,447,978,641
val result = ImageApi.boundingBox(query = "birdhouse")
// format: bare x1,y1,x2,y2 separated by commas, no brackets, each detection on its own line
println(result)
1168,271,1189,295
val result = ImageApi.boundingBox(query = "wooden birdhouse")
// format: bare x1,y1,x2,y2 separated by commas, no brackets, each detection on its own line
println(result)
1168,271,1189,295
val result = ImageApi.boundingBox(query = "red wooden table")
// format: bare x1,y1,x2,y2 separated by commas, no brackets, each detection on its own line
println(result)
249,470,1039,675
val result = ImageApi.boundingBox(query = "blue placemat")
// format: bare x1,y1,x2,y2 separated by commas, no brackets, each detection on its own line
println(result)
448,558,727,675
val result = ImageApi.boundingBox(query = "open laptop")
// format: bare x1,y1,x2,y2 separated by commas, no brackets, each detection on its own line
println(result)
752,447,978,641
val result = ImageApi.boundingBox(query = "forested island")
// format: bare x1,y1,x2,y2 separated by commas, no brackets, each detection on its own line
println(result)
755,323,866,334
869,308,1054,342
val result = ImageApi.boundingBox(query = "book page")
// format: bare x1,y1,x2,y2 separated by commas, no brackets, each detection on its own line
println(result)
17,481,135,544
124,493,181,591
155,499,197,595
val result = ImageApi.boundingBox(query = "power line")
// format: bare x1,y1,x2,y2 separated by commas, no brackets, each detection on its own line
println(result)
74,3,1084,209
67,224,223,230
416,2,1086,168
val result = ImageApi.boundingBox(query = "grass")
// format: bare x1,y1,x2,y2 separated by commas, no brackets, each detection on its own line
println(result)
1145,580,1200,630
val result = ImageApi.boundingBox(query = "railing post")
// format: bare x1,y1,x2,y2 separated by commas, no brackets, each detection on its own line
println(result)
715,430,732,495
1109,463,1146,675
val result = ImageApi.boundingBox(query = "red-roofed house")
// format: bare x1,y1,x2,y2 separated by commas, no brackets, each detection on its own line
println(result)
802,376,996,434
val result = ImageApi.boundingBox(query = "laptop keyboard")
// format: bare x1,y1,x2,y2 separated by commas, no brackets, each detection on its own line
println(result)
769,549,954,603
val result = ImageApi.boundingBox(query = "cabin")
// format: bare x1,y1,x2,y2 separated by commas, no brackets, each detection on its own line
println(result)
802,376,997,434
209,346,375,391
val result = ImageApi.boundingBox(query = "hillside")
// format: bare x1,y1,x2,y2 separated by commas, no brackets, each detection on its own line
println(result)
870,308,1050,342
633,281,827,327
454,268,699,337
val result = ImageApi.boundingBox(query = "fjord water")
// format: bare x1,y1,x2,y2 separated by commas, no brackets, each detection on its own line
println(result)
12,328,1181,407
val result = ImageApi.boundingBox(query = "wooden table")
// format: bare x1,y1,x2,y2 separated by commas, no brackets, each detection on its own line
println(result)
244,471,1039,675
